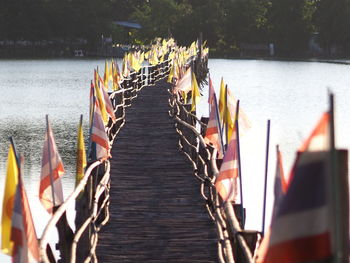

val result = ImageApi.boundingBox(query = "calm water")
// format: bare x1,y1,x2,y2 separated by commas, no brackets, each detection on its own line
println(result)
0,58,350,260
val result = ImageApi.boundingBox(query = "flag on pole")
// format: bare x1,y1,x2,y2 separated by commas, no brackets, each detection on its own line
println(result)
91,102,110,160
215,131,239,202
255,146,287,263
89,81,95,127
94,70,109,126
226,88,251,140
39,117,65,214
1,143,19,255
98,75,116,123
11,160,40,263
298,112,330,152
289,112,330,185
103,60,110,90
76,115,87,187
264,113,332,263
204,78,223,158
208,77,215,105
167,63,175,83
218,78,226,121
112,60,122,91
174,67,191,94
122,53,130,77
190,70,201,112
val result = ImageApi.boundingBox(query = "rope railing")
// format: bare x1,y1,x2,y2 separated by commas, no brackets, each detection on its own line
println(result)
168,83,257,263
39,58,171,263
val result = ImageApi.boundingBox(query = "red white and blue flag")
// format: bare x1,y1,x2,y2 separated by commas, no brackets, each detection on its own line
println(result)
39,117,65,214
11,160,40,263
204,77,223,158
91,101,110,160
215,130,238,202
264,112,332,263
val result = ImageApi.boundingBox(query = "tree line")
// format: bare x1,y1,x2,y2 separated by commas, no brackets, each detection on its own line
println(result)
1,0,350,57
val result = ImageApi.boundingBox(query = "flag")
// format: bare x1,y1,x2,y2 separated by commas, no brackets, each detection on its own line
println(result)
190,71,201,112
298,112,330,152
218,78,226,122
204,78,223,158
226,88,251,141
39,117,65,214
103,60,110,90
76,116,87,187
11,163,40,263
215,131,239,202
264,113,333,263
204,96,223,158
1,144,19,255
255,146,287,263
167,63,175,83
89,81,94,127
94,70,109,125
272,146,288,216
122,53,130,77
264,152,332,263
289,112,330,185
208,77,215,105
91,102,110,160
112,60,122,91
98,75,116,123
174,67,191,94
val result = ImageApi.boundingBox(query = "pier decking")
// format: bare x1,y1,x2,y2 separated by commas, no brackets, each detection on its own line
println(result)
96,81,217,262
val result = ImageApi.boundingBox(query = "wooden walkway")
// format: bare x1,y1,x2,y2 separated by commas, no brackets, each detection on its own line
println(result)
96,81,217,262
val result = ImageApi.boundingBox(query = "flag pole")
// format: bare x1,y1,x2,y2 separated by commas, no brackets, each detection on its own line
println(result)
45,115,56,207
214,93,225,155
329,93,343,263
208,74,225,155
87,81,96,161
261,120,271,236
235,100,245,225
225,85,228,150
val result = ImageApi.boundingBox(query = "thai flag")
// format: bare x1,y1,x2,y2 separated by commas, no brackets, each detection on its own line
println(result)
265,152,332,263
39,117,65,214
98,74,117,123
91,101,110,161
264,112,332,263
215,130,239,202
11,160,40,263
204,77,223,158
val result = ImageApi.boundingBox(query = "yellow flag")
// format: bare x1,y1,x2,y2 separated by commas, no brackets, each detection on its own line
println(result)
219,77,226,121
76,117,87,188
130,53,141,72
112,61,120,91
103,60,110,90
190,71,200,112
167,63,174,83
94,70,108,125
1,144,19,255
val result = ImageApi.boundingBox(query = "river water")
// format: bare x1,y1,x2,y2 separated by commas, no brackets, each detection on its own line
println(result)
0,58,350,260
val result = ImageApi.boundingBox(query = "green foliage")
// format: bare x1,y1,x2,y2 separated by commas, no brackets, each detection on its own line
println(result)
314,0,350,54
1,0,350,57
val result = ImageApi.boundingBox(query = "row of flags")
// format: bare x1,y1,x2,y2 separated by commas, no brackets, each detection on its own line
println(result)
173,50,345,262
0,38,187,262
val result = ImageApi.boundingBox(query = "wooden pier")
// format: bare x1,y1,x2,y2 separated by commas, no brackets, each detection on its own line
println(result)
96,81,218,262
